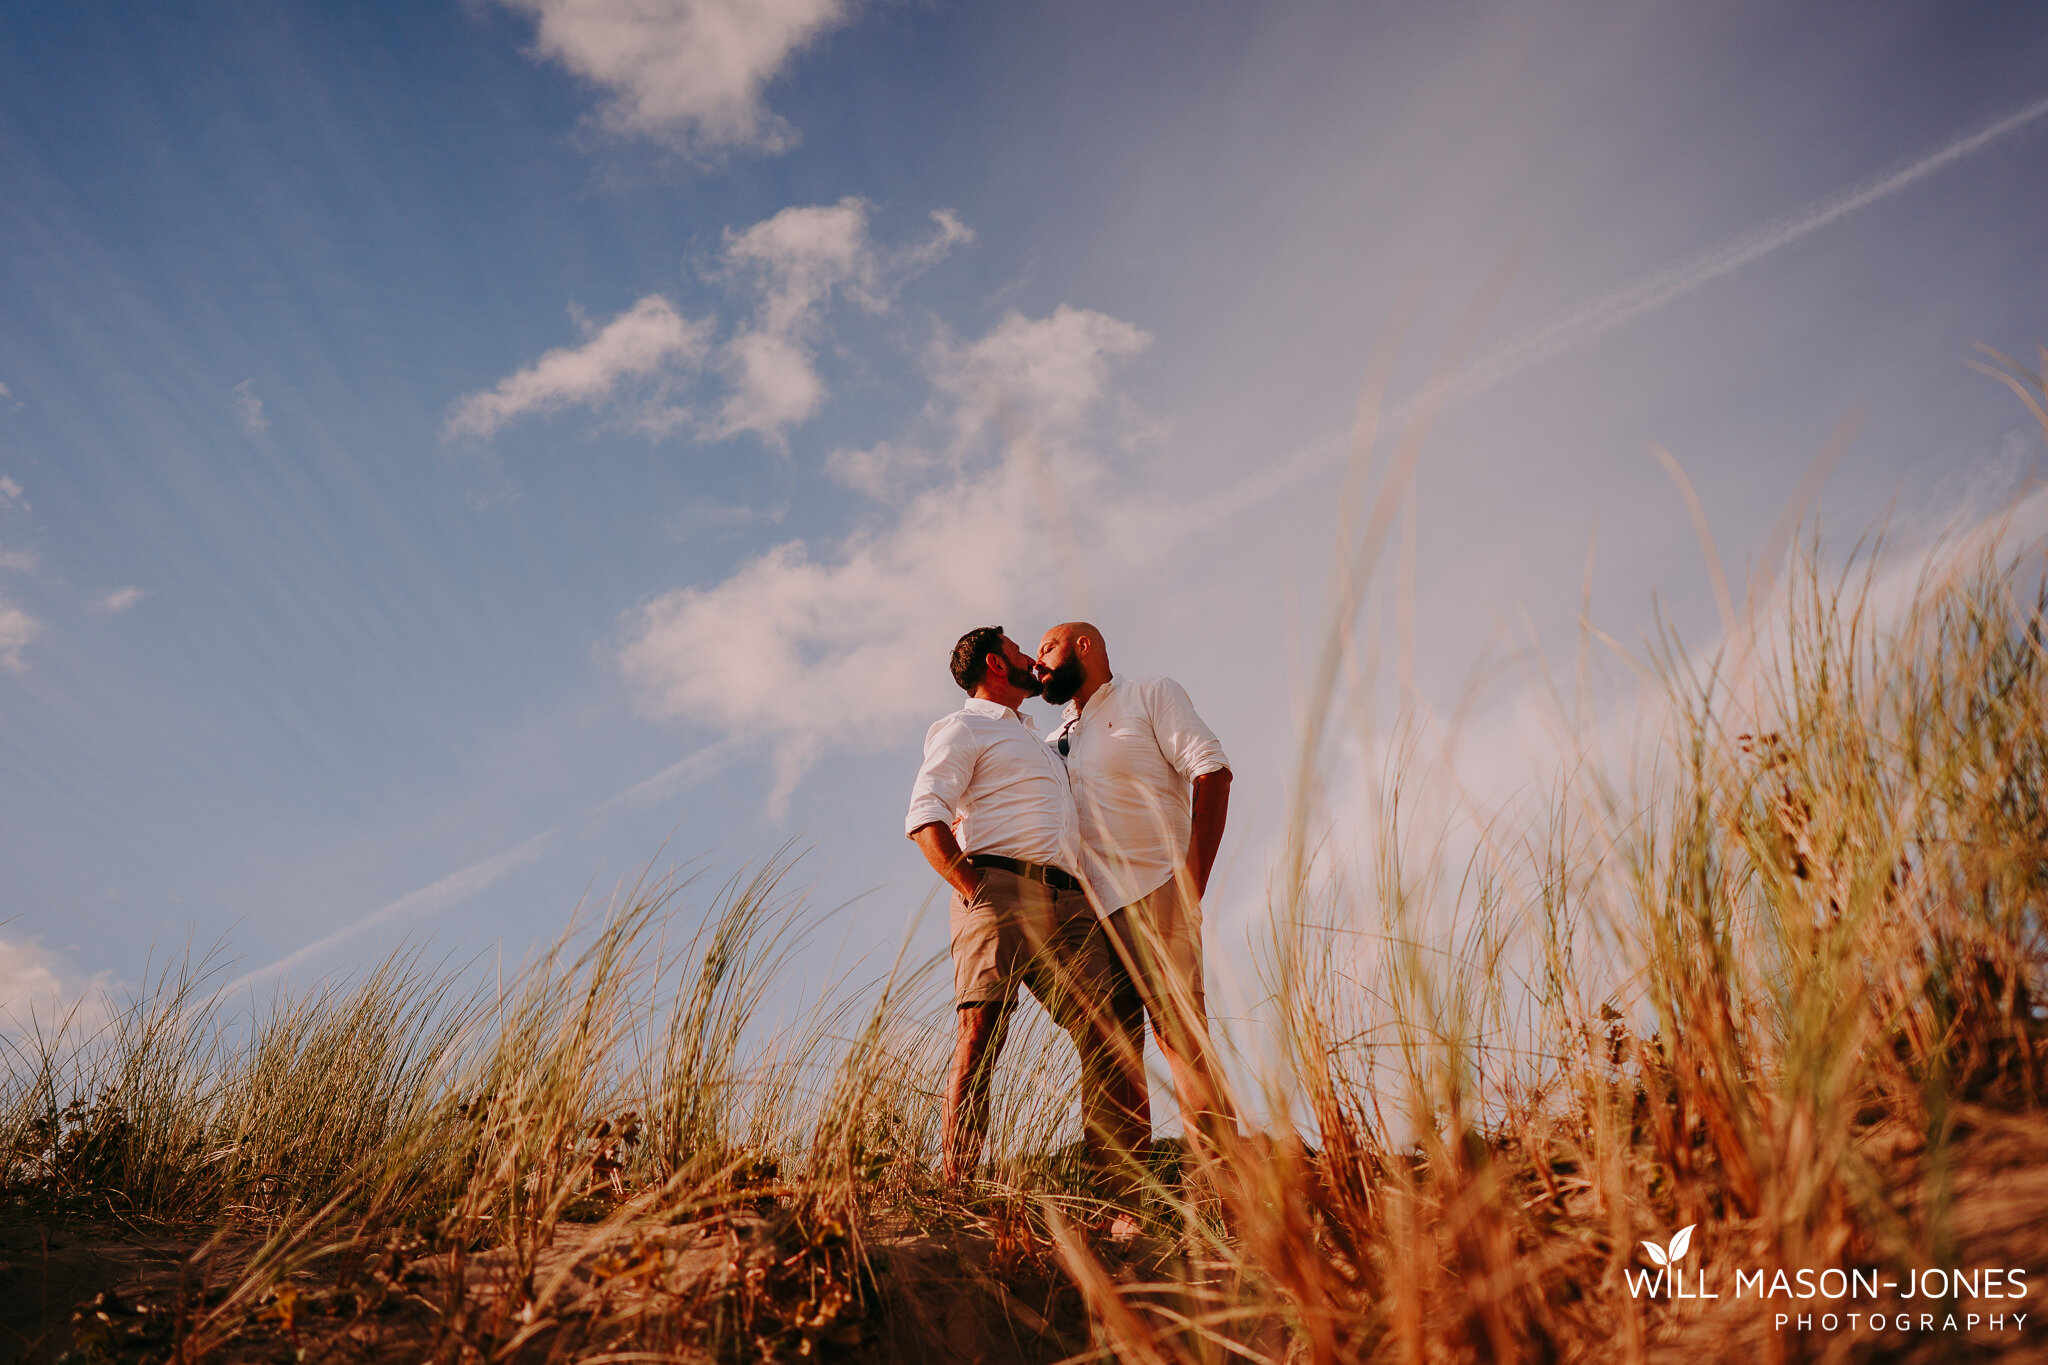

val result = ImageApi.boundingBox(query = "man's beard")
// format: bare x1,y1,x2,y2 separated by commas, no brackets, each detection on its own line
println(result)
1006,658,1044,696
1038,654,1084,706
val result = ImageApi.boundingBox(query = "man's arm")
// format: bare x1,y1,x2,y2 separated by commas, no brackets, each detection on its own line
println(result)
905,713,980,899
1185,768,1231,899
1142,677,1232,899
910,821,983,901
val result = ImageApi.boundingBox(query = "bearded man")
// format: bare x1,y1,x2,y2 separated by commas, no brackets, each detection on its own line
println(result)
906,625,1146,1184
1036,622,1239,1166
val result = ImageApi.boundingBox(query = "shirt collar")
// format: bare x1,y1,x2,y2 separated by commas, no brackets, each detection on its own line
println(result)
963,696,1035,727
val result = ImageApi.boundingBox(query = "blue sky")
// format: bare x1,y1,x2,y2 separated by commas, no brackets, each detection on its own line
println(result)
3,0,2047,1028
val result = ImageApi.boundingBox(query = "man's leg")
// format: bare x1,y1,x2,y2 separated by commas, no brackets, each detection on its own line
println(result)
1031,897,1149,1202
1106,962,1152,1161
1074,986,1150,1187
1151,980,1234,1160
941,1001,1009,1182
1105,894,1238,1164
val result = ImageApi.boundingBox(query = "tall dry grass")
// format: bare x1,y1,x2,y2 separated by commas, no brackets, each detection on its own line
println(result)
1046,348,2048,1364
6,351,2047,1363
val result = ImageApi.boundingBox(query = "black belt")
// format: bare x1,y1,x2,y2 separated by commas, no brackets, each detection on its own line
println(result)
968,854,1081,892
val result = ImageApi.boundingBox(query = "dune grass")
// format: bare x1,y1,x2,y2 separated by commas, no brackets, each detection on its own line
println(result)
8,355,2048,1363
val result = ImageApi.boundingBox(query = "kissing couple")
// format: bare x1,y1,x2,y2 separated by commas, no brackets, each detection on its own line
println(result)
904,622,1237,1207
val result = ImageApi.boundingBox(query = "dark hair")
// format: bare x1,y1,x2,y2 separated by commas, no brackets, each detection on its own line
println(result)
950,625,1006,693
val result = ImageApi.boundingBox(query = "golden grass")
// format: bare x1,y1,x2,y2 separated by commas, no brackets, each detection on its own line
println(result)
8,352,2048,1363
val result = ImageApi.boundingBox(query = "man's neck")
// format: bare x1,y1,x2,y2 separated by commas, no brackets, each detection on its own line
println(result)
1072,671,1112,713
972,684,1026,713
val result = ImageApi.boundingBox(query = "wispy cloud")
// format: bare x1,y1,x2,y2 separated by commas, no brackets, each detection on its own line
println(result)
232,379,269,435
710,198,878,444
0,478,37,589
231,827,561,991
498,0,849,155
710,200,971,444
823,439,939,498
0,380,19,412
0,937,112,1037
619,305,1150,812
96,586,146,614
448,204,971,448
225,736,741,990
444,295,714,442
0,594,40,671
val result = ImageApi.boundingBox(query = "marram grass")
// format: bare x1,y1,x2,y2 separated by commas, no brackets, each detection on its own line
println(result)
8,361,2048,1361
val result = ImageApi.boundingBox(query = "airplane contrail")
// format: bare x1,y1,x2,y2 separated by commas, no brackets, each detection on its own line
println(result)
225,736,743,992
1173,93,2048,538
1451,93,2048,404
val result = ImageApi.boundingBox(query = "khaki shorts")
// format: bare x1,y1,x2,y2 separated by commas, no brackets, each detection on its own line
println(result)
950,867,1115,1034
1103,878,1209,1055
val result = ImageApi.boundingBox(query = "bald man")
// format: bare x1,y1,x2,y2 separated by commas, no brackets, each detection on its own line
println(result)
1035,622,1238,1166
907,625,1146,1189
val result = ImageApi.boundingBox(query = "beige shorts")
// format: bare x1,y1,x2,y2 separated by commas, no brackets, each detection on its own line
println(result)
949,867,1115,1034
1103,878,1209,1054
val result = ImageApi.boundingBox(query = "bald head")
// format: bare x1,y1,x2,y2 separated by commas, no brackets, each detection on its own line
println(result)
1035,621,1112,708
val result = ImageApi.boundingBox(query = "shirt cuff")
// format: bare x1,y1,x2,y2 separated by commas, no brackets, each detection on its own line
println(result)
904,798,955,837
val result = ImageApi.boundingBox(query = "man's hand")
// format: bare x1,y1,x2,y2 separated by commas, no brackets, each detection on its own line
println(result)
1185,768,1232,900
910,822,984,901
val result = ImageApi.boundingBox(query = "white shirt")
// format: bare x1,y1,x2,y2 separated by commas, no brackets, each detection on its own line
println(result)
1053,676,1230,913
905,697,1081,875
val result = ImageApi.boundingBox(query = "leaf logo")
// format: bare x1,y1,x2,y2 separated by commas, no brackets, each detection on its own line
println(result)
1641,1223,1695,1267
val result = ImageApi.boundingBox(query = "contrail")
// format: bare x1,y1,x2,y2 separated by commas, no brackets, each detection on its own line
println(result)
225,736,743,992
1451,94,2048,404
1171,94,2048,538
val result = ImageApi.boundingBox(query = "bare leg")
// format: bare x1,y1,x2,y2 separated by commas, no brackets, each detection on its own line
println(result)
941,1002,1008,1183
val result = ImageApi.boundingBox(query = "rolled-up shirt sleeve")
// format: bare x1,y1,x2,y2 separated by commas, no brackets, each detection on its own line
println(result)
905,714,976,836
1148,677,1230,780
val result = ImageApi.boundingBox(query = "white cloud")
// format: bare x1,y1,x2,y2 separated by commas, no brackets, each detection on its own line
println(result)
618,305,1152,812
825,305,1148,498
932,305,1151,445
0,380,18,411
499,0,849,154
444,294,713,442
824,439,939,497
0,937,113,1038
722,198,880,328
450,204,972,449
902,209,976,269
232,379,269,436
96,586,146,614
714,329,828,444
709,198,876,443
708,202,975,445
0,478,38,589
0,594,39,671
